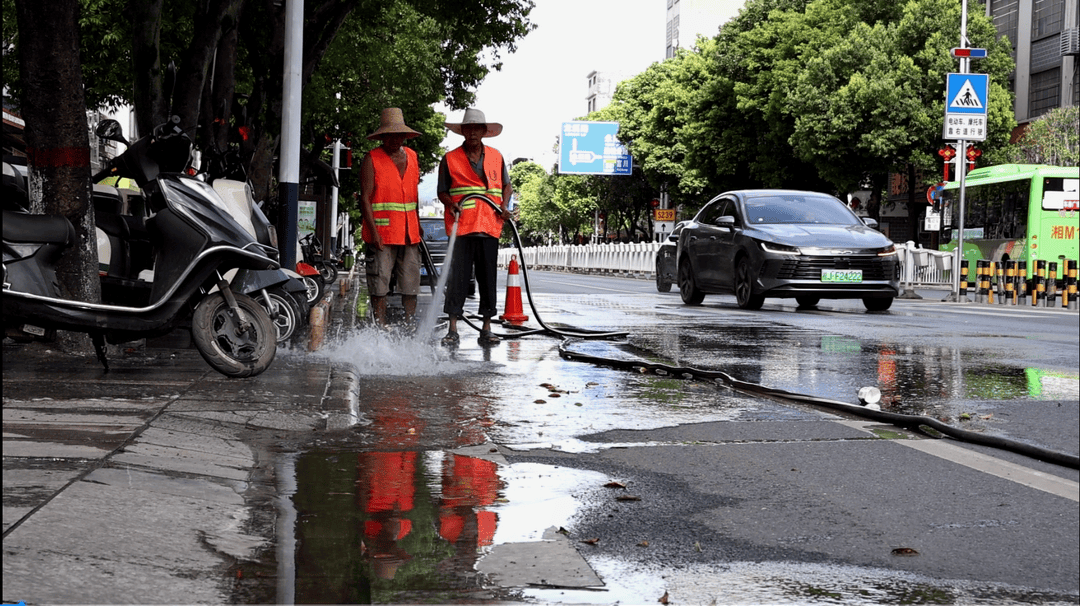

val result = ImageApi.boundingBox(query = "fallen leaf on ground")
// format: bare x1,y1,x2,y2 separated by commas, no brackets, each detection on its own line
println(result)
637,540,649,547
658,590,669,604
540,383,556,390
580,538,600,545
534,399,546,404
604,481,627,489
617,495,642,502
892,547,919,556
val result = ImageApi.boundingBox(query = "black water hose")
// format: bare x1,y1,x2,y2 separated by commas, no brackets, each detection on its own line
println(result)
451,194,627,340
557,341,1080,470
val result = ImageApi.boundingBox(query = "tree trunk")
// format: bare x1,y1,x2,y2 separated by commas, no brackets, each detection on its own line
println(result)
172,0,245,133
131,0,166,137
15,0,98,353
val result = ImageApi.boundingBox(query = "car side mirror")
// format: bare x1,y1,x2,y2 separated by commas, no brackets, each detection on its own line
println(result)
95,119,128,145
861,217,879,229
715,216,736,227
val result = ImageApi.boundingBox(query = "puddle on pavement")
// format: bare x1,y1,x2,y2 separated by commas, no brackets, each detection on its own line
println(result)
279,450,608,603
530,556,1080,605
628,323,1080,421
278,448,1078,605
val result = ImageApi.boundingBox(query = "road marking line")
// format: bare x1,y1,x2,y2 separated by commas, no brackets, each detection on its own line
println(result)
899,439,1079,501
835,420,1078,501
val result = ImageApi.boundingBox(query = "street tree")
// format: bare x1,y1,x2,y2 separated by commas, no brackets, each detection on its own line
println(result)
988,106,1080,167
13,0,99,355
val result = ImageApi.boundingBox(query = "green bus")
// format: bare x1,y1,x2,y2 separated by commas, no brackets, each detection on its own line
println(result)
940,164,1079,268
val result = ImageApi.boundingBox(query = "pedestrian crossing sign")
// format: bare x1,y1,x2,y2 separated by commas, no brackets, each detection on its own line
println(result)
943,73,989,141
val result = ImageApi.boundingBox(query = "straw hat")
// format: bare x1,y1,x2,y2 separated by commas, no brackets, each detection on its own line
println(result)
444,108,503,138
366,108,421,140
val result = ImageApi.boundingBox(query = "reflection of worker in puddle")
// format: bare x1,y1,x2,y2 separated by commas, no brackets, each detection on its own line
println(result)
438,454,501,563
359,451,417,580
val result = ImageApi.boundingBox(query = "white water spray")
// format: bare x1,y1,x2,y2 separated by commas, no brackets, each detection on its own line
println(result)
317,213,471,377
417,213,460,336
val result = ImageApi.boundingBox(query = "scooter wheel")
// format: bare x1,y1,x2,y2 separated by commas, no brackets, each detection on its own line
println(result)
301,275,323,305
263,288,302,343
192,292,277,378
317,262,338,284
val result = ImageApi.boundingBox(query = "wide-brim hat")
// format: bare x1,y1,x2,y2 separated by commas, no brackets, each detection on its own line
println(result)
367,108,421,140
444,108,502,138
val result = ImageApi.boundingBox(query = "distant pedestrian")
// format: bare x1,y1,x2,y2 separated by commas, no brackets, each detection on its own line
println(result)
359,108,423,328
438,108,513,346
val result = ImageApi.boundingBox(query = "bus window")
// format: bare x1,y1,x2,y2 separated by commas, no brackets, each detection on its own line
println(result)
1042,178,1080,211
946,180,1029,241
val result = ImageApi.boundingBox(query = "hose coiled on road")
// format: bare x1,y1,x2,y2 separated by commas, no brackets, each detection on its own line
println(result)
558,341,1080,470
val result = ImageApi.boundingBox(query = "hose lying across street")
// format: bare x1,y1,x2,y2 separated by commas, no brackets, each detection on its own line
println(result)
447,195,1080,470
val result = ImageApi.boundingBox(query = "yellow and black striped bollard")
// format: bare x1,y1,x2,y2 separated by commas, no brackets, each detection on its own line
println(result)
1066,259,1078,311
1034,259,1046,307
1004,260,1016,305
959,259,969,300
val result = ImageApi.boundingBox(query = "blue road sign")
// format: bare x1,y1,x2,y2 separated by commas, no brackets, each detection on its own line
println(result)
943,73,989,141
559,122,633,175
945,73,988,115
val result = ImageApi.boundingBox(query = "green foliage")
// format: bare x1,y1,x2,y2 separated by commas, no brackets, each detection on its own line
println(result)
987,106,1080,167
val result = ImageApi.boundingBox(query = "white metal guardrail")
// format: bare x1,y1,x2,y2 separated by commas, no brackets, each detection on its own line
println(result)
896,241,954,288
499,242,661,275
498,240,955,287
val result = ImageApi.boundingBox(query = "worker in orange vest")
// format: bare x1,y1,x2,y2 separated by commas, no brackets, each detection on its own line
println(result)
437,109,513,347
359,108,423,328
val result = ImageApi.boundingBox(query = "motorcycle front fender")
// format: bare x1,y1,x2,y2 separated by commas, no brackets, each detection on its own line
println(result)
231,268,290,294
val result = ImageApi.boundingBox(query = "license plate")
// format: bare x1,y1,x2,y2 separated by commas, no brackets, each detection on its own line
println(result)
821,269,862,283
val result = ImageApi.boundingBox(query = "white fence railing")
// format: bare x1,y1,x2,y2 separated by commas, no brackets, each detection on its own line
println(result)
895,241,954,288
499,242,661,275
499,240,955,288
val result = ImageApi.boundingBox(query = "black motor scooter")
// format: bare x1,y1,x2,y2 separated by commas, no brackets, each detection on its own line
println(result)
3,117,279,377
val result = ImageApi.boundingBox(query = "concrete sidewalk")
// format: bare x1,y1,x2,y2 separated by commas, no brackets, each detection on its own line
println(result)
2,277,361,605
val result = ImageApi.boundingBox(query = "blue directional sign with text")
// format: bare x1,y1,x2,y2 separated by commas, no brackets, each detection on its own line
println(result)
559,122,632,175
943,73,989,141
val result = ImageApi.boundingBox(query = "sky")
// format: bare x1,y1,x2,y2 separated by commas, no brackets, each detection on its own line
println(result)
422,0,745,200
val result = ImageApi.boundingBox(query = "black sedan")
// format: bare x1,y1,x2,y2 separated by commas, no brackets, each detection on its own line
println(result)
675,190,900,311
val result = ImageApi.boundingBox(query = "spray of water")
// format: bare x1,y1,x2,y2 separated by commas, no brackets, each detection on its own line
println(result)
417,214,460,336
321,326,476,376
318,214,469,377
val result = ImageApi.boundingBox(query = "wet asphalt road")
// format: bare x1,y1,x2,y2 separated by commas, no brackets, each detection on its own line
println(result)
3,269,1078,604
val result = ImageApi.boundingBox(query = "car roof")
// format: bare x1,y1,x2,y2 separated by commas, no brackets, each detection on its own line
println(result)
719,189,839,201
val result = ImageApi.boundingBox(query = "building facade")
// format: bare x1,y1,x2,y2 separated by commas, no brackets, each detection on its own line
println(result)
665,0,743,58
987,0,1078,124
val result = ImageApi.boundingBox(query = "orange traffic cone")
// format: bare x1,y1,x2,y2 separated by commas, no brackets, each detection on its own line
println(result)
499,255,529,325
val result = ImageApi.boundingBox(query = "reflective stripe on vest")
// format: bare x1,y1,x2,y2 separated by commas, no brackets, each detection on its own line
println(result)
444,145,504,238
362,146,420,245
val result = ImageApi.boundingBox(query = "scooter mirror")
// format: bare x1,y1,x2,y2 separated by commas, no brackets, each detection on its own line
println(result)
95,119,128,146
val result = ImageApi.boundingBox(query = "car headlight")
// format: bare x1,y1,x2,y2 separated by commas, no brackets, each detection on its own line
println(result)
758,240,801,255
876,244,897,256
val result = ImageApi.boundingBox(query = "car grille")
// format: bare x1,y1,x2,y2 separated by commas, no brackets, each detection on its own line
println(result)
776,256,896,280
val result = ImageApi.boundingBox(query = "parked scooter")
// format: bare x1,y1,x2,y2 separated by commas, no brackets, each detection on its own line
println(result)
197,146,311,343
3,117,279,377
299,231,338,284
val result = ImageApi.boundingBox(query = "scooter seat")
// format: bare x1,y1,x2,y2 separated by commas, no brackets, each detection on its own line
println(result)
2,210,76,246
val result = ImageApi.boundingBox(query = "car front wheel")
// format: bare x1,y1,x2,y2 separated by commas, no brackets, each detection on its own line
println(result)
734,256,765,310
863,297,893,311
656,258,672,293
678,258,705,305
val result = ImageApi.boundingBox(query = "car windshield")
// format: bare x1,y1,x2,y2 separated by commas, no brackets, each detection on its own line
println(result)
421,219,447,241
744,195,859,225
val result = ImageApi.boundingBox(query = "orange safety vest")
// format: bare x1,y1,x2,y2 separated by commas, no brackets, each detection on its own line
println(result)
443,145,505,238
362,146,421,245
